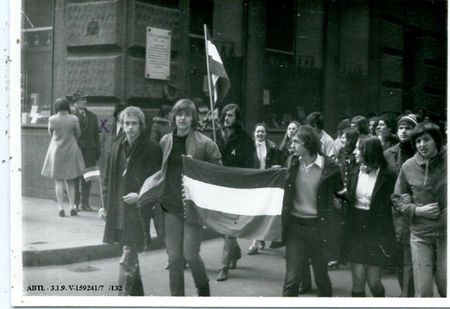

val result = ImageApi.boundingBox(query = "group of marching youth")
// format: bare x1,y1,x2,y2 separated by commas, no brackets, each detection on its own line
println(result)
41,90,101,218
281,111,446,298
95,96,446,298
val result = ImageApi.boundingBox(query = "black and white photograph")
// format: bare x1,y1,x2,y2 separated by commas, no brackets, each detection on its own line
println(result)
5,0,448,307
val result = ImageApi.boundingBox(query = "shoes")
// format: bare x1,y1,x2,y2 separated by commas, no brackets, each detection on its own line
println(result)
229,259,238,269
298,286,312,295
197,284,210,296
258,241,265,250
247,246,258,255
216,268,228,281
70,209,77,216
58,209,65,217
81,204,93,211
269,241,285,249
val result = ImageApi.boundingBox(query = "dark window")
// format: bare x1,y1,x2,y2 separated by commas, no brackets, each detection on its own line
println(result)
266,0,294,51
190,0,214,35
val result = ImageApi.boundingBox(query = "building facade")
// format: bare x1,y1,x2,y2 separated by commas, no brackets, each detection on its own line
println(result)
21,0,447,200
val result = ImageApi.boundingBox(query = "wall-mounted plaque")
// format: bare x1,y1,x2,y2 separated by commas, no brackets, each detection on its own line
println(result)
145,27,171,80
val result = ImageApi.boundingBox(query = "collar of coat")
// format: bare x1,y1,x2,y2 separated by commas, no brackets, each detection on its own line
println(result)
348,165,393,205
287,154,338,183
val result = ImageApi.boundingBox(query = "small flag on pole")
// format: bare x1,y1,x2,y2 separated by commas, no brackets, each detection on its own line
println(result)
83,166,101,182
205,27,230,108
182,156,286,241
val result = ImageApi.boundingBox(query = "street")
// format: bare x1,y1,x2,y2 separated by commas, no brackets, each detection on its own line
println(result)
23,237,403,297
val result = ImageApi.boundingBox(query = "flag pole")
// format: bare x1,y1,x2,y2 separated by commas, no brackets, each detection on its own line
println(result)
203,24,217,143
98,176,105,211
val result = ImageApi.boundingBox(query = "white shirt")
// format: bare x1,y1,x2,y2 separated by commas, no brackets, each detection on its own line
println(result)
320,130,337,158
355,167,380,210
255,141,267,170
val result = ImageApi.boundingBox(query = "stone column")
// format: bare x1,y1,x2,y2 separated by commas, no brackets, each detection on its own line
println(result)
243,0,265,131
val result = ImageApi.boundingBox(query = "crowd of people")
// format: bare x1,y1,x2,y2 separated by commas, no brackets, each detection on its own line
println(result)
41,93,447,298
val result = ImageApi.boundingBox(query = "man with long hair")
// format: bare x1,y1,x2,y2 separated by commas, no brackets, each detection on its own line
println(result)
215,103,256,281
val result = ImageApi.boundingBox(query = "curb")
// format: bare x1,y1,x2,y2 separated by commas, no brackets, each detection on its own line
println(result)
23,230,220,267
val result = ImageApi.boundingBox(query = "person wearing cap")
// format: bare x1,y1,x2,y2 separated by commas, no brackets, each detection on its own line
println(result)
384,114,417,297
72,90,101,211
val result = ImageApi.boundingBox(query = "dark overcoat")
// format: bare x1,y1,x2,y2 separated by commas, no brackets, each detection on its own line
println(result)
281,155,344,262
343,167,401,266
102,133,162,251
216,128,256,168
77,108,101,166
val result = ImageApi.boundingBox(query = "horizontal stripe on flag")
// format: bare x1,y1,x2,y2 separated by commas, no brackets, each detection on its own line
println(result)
83,167,101,181
185,201,282,241
183,175,283,216
183,156,286,189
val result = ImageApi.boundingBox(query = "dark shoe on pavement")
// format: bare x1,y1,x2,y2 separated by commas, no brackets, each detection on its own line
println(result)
216,268,228,281
70,209,77,216
269,241,285,249
58,209,65,217
197,284,210,296
247,246,258,255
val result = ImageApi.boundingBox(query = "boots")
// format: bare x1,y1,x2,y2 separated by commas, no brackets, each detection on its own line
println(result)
197,284,210,296
372,286,385,297
216,267,228,281
351,291,366,297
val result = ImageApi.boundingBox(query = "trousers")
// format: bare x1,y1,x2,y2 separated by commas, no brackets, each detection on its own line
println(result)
410,231,447,297
164,212,209,296
118,245,144,296
283,217,332,297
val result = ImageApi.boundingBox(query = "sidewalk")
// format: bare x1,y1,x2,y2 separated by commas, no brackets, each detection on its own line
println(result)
21,196,163,266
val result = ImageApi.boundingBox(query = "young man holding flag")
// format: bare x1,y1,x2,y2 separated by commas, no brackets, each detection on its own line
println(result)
215,103,256,282
147,99,222,296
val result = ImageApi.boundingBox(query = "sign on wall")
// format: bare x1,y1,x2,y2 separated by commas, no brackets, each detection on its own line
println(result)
145,27,171,80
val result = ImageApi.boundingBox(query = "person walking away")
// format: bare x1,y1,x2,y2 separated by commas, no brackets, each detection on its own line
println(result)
343,136,400,297
101,106,162,295
158,99,222,296
216,103,256,282
282,126,343,297
247,123,281,255
72,90,100,211
392,122,447,297
384,114,417,297
41,97,86,217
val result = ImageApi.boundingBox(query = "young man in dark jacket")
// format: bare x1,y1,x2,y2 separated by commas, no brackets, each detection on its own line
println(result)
282,126,343,297
384,113,417,297
215,103,256,282
101,106,162,295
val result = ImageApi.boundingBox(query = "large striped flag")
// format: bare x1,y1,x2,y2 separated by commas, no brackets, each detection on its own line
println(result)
182,156,287,241
205,26,230,108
